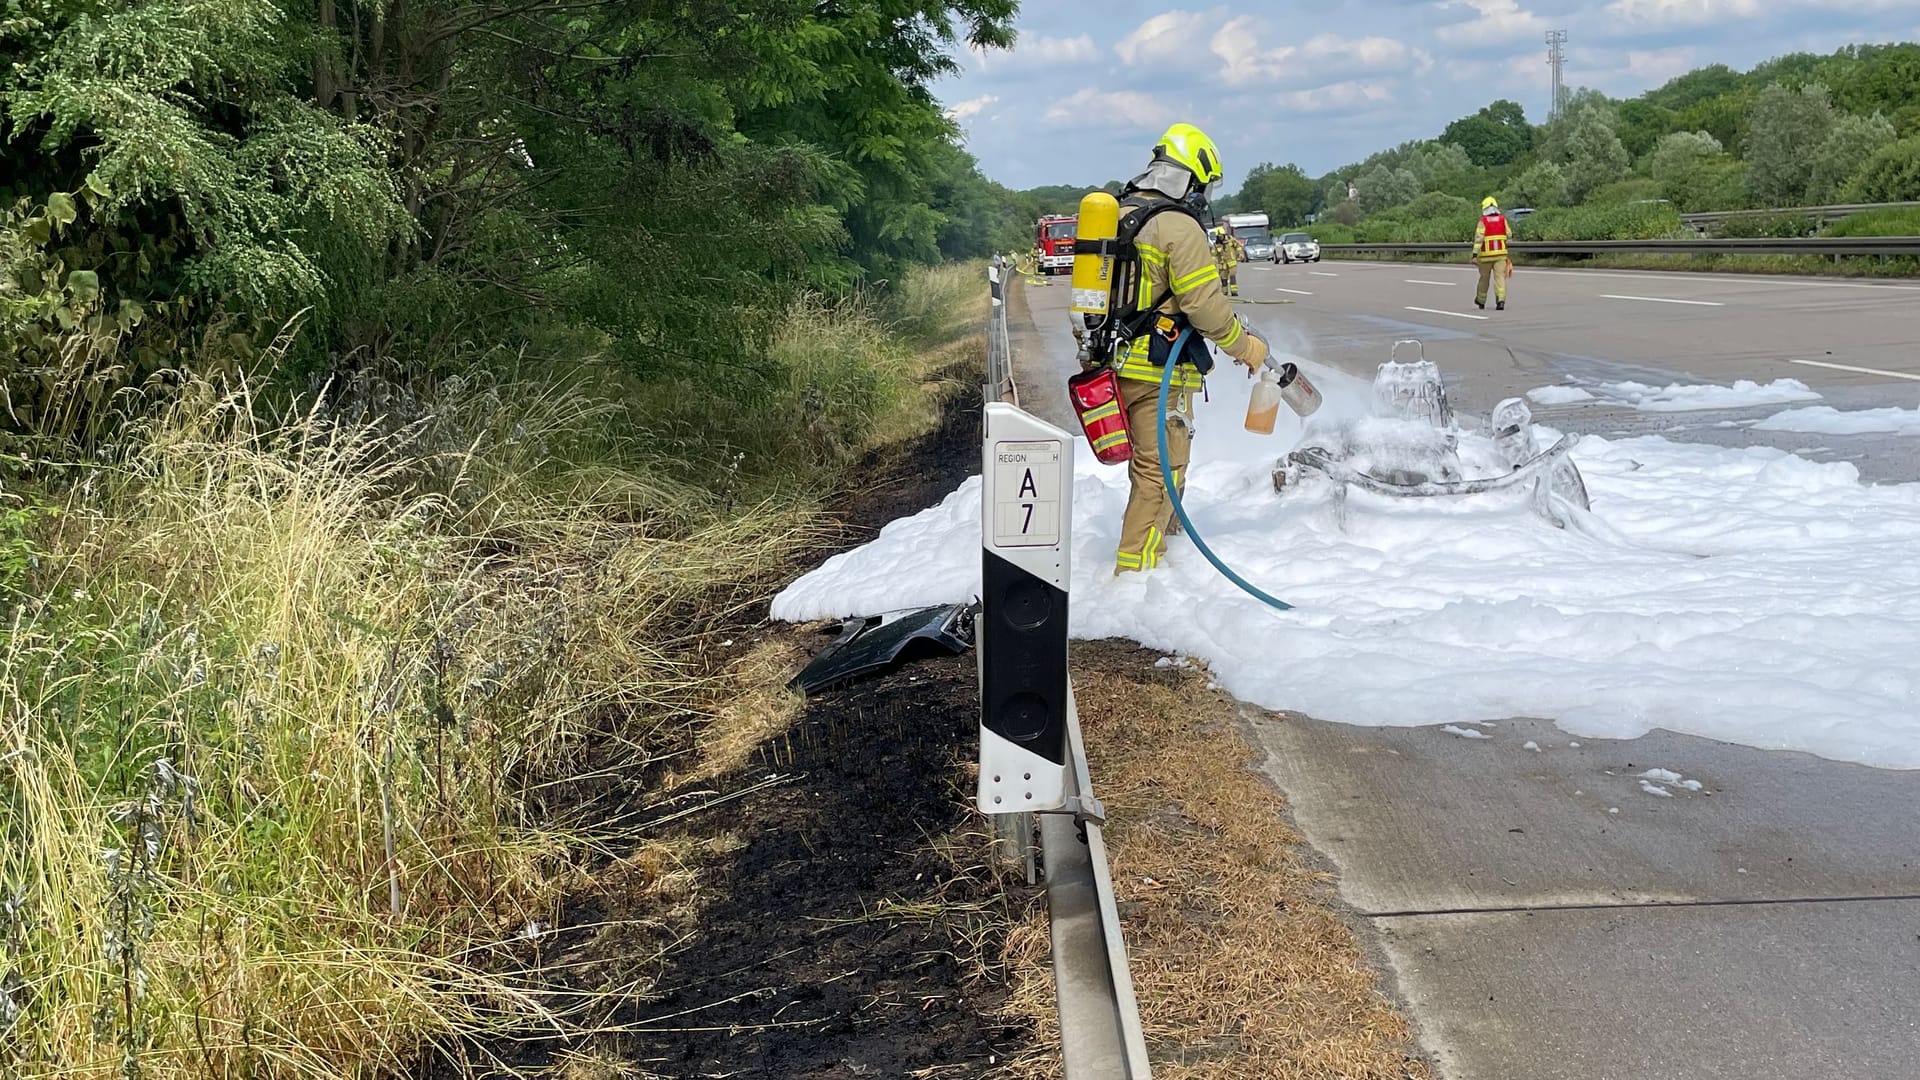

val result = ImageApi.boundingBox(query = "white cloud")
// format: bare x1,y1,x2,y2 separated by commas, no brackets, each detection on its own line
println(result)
1434,0,1550,45
1626,46,1699,83
1115,10,1216,66
1603,0,1920,26
1042,88,1180,132
945,94,999,121
1271,80,1398,113
1026,33,1100,64
1603,0,1759,24
971,33,1099,71
1209,18,1425,86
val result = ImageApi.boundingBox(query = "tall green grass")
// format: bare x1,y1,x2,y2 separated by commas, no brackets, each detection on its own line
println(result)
1824,207,1920,236
0,263,985,1078
1515,201,1685,241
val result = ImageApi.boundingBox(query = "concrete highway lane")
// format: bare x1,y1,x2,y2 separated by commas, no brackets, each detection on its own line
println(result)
1007,269,1920,1080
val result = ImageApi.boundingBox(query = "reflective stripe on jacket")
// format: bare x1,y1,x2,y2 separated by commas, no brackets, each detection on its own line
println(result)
1474,212,1510,260
1116,202,1257,388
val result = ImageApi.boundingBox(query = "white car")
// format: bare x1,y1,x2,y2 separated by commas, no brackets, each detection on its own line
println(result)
1278,232,1321,263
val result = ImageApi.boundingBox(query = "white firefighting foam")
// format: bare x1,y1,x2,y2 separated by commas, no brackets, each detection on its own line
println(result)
772,358,1920,770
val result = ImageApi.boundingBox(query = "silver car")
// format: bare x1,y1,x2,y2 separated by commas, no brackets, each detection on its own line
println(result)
1242,234,1277,261
1279,232,1320,263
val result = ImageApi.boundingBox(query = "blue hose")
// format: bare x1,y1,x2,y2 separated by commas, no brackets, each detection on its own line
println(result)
1154,329,1295,611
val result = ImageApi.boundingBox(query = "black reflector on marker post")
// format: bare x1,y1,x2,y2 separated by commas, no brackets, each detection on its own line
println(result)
978,402,1071,813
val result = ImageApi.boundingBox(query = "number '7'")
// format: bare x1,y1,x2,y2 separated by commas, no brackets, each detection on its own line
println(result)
1022,503,1034,532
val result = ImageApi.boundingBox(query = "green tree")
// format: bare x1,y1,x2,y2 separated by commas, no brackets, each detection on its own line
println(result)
1650,131,1724,181
1356,164,1421,216
1235,162,1315,226
1556,103,1631,203
1647,131,1749,211
1614,99,1678,160
1405,142,1474,189
1745,82,1837,206
1807,112,1896,203
1815,43,1920,116
4,0,411,309
1843,136,1920,202
1441,100,1532,166
0,0,1021,403
1506,161,1568,208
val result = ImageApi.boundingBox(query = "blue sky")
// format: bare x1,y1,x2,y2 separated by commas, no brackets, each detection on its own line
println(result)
939,0,1920,190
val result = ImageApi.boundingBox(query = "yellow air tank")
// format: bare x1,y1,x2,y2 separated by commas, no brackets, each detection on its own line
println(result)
1070,191,1120,316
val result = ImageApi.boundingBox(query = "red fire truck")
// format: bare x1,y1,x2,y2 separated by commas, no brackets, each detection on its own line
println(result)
1035,215,1077,274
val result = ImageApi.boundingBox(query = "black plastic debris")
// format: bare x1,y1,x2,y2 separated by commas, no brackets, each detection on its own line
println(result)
790,603,977,695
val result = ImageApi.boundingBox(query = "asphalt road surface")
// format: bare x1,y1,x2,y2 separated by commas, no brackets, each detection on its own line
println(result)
1008,264,1920,1080
1249,258,1920,481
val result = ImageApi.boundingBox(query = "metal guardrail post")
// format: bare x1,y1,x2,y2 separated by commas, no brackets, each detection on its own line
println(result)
985,257,1016,406
977,264,1152,1079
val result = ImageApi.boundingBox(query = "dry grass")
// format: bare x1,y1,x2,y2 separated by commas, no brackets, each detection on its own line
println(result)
0,262,990,1079
992,646,1431,1080
678,639,807,784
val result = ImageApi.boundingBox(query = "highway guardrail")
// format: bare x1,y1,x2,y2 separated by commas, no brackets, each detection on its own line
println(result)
1680,201,1920,230
1320,236,1920,257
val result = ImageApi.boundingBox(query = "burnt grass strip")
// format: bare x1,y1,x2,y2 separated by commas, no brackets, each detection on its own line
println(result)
609,383,1024,1078
438,375,1038,1079
620,649,1018,1079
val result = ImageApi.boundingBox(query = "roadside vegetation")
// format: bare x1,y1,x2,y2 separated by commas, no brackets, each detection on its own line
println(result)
1201,44,1920,248
0,261,984,1079
992,644,1432,1080
0,0,1009,1073
1000,45,1920,274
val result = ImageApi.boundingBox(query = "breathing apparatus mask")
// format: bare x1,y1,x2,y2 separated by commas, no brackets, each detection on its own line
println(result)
1185,178,1220,216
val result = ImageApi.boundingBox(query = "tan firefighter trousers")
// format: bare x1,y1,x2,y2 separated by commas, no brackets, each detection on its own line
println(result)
1475,257,1510,305
1115,375,1192,572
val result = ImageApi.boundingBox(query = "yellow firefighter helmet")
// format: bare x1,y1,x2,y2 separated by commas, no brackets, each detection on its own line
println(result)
1153,123,1225,203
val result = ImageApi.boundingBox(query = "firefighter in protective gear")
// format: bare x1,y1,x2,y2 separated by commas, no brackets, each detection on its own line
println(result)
1110,123,1271,574
1213,227,1242,298
1473,196,1512,311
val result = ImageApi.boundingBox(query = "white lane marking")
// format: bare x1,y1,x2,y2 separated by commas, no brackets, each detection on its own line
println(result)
1524,267,1920,293
1406,279,1454,286
1790,358,1920,382
1405,306,1488,321
1331,259,1920,292
1601,294,1725,307
1273,287,1314,296
1310,271,1340,277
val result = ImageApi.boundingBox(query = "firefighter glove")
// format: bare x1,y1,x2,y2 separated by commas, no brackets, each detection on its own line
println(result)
1237,319,1271,374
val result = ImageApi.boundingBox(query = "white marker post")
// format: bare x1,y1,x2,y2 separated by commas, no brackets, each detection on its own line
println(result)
977,402,1071,814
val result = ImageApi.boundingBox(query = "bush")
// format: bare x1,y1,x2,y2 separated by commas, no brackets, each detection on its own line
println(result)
1517,201,1685,241
1824,207,1920,236
1586,178,1664,204
1671,158,1750,213
1322,200,1362,227
1306,223,1358,244
1719,211,1819,238
1843,135,1920,202
1505,161,1568,209
1808,112,1896,203
1399,191,1475,219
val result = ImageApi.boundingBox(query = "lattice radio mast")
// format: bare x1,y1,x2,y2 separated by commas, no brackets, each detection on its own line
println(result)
1546,30,1568,121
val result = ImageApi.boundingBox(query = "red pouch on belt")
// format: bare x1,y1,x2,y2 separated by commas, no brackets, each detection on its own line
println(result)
1067,367,1132,465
